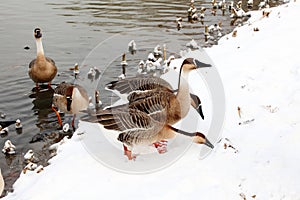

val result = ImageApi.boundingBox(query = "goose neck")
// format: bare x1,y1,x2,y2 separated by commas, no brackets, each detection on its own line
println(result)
36,38,45,58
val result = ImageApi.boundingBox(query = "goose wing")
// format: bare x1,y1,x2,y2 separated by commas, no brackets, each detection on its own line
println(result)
104,90,172,122
105,76,173,95
54,82,75,96
87,108,164,146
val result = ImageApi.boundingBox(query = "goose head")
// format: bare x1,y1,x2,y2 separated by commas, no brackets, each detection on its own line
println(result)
193,132,214,148
181,58,211,73
34,28,42,39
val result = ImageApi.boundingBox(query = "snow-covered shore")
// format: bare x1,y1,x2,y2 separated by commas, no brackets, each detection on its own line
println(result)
3,1,300,199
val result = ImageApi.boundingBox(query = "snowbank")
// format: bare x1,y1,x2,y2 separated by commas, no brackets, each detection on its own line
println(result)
4,1,300,199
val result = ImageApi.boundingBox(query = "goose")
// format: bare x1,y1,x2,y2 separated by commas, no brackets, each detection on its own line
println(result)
105,70,207,119
29,28,57,88
83,58,212,159
52,82,89,129
106,58,210,121
85,107,213,160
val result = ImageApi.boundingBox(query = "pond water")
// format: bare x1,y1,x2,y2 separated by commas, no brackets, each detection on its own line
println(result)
0,0,283,196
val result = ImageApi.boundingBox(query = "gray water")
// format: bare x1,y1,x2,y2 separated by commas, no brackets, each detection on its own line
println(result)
0,0,282,196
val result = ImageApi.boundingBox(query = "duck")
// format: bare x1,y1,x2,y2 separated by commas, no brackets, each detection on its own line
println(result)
52,82,89,129
0,126,8,135
15,119,22,130
153,45,163,59
186,39,199,49
73,63,79,78
2,140,16,155
137,60,146,75
128,40,137,55
28,28,57,88
247,0,253,9
87,107,213,160
24,149,37,163
23,162,38,174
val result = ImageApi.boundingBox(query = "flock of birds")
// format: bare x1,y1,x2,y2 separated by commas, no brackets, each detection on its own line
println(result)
1,26,214,191
175,0,273,44
0,0,279,194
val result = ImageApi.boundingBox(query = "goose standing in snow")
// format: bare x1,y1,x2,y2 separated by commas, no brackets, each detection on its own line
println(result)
89,108,213,160
28,28,57,88
84,58,212,159
52,82,89,129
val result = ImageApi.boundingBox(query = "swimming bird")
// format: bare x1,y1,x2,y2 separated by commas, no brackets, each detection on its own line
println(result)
15,119,22,130
2,140,16,155
137,60,146,75
128,40,137,55
0,126,8,135
28,28,57,88
87,108,213,160
52,82,89,129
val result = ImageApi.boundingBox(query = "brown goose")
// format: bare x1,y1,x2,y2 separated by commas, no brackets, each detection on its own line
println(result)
83,58,212,159
52,82,89,129
106,76,205,119
89,108,213,160
29,28,57,88
106,58,211,124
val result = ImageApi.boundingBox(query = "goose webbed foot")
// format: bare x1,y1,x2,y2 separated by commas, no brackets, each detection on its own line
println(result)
123,145,136,160
153,140,168,154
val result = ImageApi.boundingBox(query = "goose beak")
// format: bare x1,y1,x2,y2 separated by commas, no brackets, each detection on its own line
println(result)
204,138,214,149
197,104,205,120
190,93,205,120
194,59,212,69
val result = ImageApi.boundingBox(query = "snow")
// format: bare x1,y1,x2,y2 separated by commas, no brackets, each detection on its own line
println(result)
3,1,300,199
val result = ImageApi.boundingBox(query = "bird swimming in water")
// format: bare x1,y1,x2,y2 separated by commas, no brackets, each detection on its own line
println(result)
28,28,57,88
